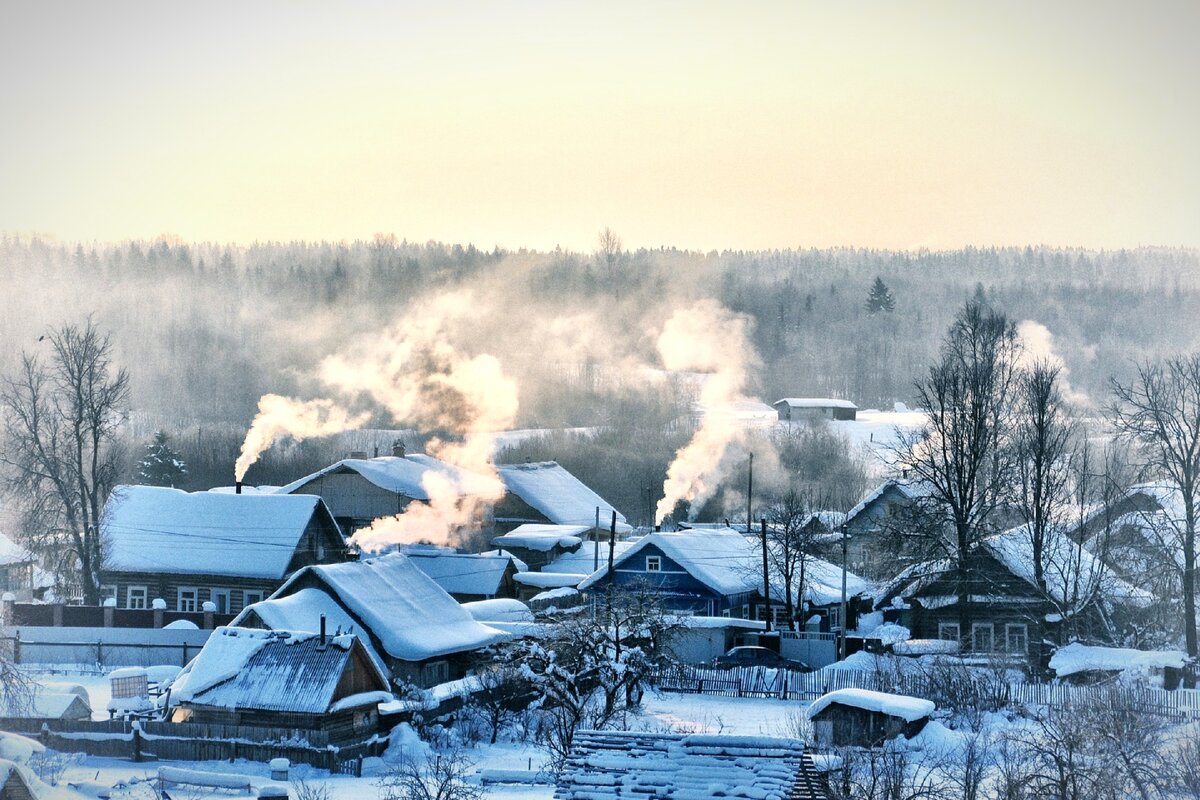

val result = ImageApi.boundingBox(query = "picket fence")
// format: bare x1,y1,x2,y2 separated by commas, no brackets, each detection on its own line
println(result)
647,664,1200,720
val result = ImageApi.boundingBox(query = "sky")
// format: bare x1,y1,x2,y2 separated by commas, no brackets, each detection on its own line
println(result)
0,1,1196,252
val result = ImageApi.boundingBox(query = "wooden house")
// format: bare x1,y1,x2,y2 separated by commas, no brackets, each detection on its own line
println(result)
0,535,50,603
100,486,347,615
167,627,389,744
233,554,508,688
277,448,497,536
556,730,831,800
773,398,858,422
807,689,934,748
876,524,1149,666
494,462,630,536
577,528,871,631
405,550,520,601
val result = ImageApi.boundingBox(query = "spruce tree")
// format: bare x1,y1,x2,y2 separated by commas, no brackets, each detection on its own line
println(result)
865,276,895,313
135,431,188,487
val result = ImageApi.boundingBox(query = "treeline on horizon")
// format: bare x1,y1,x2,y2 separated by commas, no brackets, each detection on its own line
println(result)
1,235,1197,522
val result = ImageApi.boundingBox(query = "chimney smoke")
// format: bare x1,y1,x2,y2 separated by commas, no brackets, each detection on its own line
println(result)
235,481,243,495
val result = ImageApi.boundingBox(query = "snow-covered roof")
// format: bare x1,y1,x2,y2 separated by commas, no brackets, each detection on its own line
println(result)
555,730,823,800
461,598,534,623
774,398,858,409
268,554,508,662
545,540,637,574
514,571,586,589
233,586,388,677
578,527,869,604
101,486,337,579
0,534,35,567
405,552,514,597
277,454,498,500
1049,642,1188,678
806,688,935,723
497,462,630,532
983,524,1150,607
492,524,588,552
169,627,387,714
844,478,934,527
3,691,90,720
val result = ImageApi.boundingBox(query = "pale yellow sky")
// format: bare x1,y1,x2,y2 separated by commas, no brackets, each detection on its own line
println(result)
0,1,1196,251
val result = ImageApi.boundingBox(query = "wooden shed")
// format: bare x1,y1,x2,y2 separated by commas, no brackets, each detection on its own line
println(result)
806,689,934,748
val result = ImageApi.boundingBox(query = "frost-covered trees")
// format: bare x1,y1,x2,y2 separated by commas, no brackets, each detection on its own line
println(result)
0,320,130,604
135,430,188,486
865,276,896,313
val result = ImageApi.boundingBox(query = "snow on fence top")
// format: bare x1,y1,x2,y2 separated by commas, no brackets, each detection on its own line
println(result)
101,485,333,579
806,688,935,723
497,461,630,531
1049,642,1189,678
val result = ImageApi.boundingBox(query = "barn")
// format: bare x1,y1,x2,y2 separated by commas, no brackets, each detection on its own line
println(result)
807,689,934,748
773,398,858,422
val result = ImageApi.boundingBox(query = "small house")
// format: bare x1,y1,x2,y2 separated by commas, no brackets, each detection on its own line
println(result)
277,447,498,535
807,689,934,748
555,730,832,800
233,554,509,688
168,626,389,744
773,398,858,422
0,535,50,603
100,486,347,615
494,462,630,535
405,550,520,602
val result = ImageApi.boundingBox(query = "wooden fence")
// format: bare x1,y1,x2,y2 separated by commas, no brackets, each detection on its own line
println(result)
0,716,386,772
648,664,1200,720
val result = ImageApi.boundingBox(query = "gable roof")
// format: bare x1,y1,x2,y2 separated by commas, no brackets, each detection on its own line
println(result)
774,397,858,409
0,534,35,567
578,528,869,604
268,554,508,662
555,730,830,800
497,462,630,532
101,486,338,579
843,478,934,528
405,551,514,596
277,454,499,500
170,627,386,714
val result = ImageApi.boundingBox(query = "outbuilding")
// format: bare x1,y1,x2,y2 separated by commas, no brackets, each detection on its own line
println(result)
807,689,934,748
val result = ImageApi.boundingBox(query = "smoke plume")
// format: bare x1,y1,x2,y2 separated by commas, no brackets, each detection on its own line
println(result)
1016,320,1089,406
234,395,369,482
654,300,758,523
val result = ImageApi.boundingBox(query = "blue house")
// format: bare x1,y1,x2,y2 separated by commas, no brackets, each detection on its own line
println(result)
578,528,869,629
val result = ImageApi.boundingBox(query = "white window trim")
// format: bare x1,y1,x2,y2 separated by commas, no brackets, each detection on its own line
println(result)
646,556,661,572
971,622,995,653
938,622,960,641
177,587,199,613
1005,623,1028,654
243,590,265,607
127,585,148,610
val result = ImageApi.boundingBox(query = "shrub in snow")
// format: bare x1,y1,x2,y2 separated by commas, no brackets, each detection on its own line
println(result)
376,744,482,800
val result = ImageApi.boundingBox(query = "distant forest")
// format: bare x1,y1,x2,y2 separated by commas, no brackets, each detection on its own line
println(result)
2,235,1197,522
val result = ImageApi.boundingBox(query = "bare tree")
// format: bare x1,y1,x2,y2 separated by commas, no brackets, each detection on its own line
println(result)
764,488,824,630
1013,362,1075,593
1110,353,1200,659
377,746,483,800
596,227,623,288
0,320,130,603
893,301,1021,636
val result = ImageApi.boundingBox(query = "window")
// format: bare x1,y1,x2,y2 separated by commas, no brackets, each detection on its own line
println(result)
828,605,843,630
243,590,264,607
938,622,960,642
971,623,994,653
127,586,148,610
1006,624,1028,654
177,587,199,613
209,589,231,615
645,556,661,572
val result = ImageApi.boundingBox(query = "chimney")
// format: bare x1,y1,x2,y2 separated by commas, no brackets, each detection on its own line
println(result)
319,614,327,646
392,439,406,458
654,525,661,533
235,481,243,495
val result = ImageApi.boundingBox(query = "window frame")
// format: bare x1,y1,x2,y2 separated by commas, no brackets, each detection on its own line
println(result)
938,622,960,642
1005,623,1028,654
177,587,199,613
645,555,661,572
971,622,995,653
209,589,231,615
243,589,265,607
127,585,148,610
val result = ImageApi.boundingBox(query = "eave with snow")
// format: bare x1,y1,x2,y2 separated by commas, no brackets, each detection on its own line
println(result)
577,527,872,629
807,688,933,748
493,461,630,535
99,485,347,616
167,626,389,742
232,553,508,688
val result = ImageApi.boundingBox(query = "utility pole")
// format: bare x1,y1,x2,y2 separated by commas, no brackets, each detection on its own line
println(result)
760,517,772,634
839,526,848,661
594,506,600,572
746,452,754,533
606,510,617,612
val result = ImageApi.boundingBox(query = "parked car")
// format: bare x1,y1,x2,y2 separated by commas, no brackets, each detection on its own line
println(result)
712,646,811,671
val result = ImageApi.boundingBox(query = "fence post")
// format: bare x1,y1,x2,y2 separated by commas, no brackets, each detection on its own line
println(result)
13,633,20,665
132,725,141,763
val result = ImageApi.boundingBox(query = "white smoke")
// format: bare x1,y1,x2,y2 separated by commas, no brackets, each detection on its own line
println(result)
1016,320,1089,406
654,300,759,523
234,395,370,482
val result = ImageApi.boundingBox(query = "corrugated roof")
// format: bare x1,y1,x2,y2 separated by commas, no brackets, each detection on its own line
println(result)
101,486,333,579
406,552,513,596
